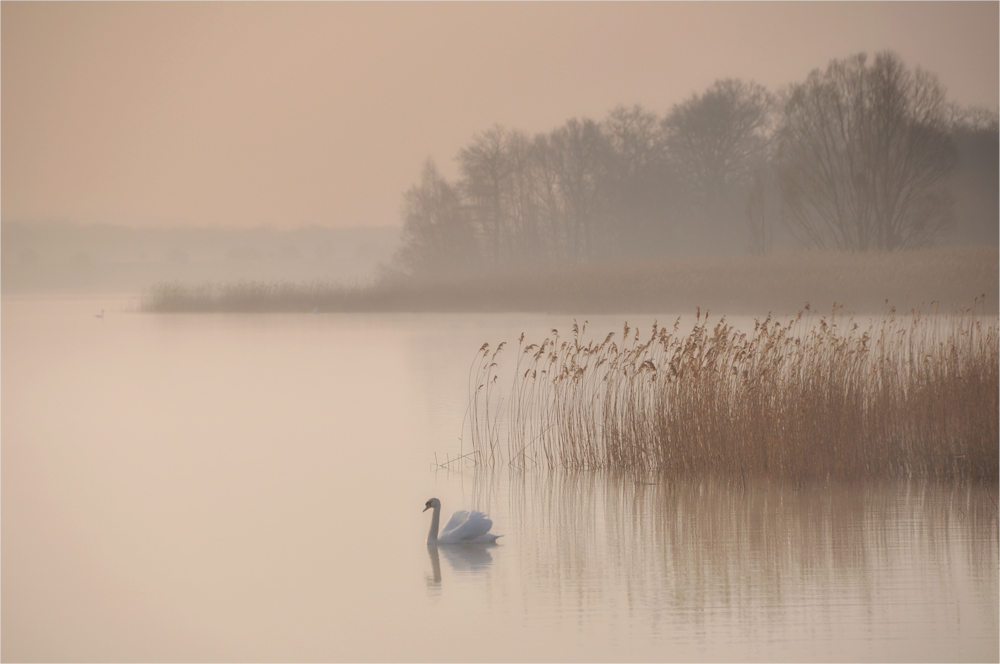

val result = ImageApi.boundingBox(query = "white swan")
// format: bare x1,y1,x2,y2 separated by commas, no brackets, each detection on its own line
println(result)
423,498,501,545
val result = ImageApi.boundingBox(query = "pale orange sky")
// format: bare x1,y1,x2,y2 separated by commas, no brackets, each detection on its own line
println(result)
2,2,997,229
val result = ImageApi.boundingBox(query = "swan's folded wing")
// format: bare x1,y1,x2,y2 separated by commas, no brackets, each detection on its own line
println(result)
439,510,471,540
441,510,493,543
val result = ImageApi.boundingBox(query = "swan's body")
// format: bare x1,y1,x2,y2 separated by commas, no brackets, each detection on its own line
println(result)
424,498,501,545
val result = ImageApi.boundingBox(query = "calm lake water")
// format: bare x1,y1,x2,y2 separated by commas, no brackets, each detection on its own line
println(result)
3,296,997,662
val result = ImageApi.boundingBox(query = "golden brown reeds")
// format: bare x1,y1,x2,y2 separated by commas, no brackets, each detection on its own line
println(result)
469,303,999,482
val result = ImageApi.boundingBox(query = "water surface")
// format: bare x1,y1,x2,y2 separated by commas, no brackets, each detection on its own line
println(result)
2,297,996,661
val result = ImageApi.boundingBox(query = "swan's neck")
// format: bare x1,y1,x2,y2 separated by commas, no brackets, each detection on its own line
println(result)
427,505,441,545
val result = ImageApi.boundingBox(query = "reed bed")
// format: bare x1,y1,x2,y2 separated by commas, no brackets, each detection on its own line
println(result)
139,246,997,315
140,279,387,313
468,303,999,482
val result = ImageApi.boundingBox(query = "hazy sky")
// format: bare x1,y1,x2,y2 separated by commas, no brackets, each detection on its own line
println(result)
3,2,997,230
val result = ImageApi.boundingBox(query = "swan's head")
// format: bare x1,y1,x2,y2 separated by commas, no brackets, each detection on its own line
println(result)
423,498,440,512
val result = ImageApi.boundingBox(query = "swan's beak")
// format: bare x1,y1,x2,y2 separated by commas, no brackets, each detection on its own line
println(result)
423,505,431,512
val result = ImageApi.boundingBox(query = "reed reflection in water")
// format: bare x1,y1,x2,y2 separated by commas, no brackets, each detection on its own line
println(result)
471,469,999,661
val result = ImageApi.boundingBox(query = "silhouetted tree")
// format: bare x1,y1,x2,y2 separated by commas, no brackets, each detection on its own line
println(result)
948,103,1000,133
526,132,572,264
774,52,957,251
602,105,678,257
547,118,615,261
662,79,776,254
458,125,517,268
391,51,992,276
664,79,775,205
605,105,668,180
395,160,477,278
499,129,549,265
458,125,563,270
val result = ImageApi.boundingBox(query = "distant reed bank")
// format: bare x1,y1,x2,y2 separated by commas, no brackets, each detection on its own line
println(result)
140,247,997,315
467,304,998,482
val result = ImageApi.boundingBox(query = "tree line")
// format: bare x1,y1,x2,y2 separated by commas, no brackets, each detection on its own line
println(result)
391,51,998,279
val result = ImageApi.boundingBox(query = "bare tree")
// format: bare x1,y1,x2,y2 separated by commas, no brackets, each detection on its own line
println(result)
547,118,614,261
602,105,678,256
501,129,548,265
458,125,514,268
457,125,558,269
774,52,957,251
395,160,477,278
605,105,667,179
527,132,573,265
948,103,999,133
664,79,775,205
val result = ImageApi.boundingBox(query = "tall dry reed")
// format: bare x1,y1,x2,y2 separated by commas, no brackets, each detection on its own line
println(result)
468,303,999,482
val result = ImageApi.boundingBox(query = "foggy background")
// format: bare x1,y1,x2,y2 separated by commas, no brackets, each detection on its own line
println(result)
2,2,997,296
1,222,398,294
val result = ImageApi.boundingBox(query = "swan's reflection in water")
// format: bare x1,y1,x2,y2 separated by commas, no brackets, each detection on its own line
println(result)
426,543,496,591
416,464,998,659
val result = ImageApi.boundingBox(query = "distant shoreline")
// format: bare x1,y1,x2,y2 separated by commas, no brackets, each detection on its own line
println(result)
138,246,998,317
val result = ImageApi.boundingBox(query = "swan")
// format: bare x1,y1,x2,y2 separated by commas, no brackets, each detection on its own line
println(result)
423,498,501,545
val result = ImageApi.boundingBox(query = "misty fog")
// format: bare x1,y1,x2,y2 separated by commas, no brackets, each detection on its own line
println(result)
3,5,998,662
5,52,996,318
0,222,398,295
